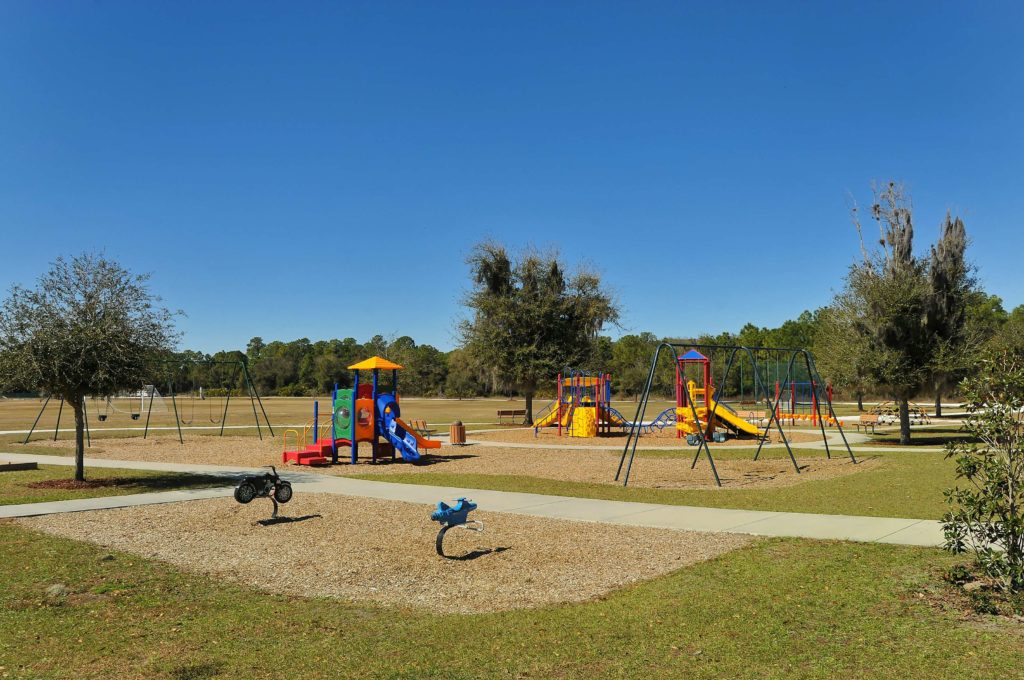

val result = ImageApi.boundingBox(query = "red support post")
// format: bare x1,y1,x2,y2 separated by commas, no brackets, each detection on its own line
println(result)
812,380,819,426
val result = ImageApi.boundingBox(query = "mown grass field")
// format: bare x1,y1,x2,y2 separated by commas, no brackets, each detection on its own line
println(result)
1,522,1019,679
357,449,957,520
0,465,230,505
0,396,873,439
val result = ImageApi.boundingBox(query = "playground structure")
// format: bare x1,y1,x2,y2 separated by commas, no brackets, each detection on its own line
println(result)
282,356,441,466
532,371,629,437
616,343,856,487
22,358,273,446
674,349,762,439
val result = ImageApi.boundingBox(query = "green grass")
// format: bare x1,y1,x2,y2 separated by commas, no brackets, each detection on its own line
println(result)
0,465,230,505
1,522,1020,678
356,450,957,519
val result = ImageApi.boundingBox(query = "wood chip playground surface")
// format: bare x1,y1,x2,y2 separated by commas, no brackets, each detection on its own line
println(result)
17,434,875,490
16,493,752,614
472,426,826,447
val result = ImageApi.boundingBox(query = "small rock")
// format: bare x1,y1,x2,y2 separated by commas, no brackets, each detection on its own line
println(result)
45,584,70,598
99,554,115,562
963,581,984,593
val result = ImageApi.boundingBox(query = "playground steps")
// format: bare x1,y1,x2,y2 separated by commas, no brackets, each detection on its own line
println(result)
282,438,351,467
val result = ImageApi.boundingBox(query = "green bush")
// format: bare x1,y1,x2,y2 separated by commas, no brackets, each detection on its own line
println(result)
942,351,1024,594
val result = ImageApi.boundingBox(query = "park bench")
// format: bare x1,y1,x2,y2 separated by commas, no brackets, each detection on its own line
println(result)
496,409,527,424
408,419,436,439
855,413,879,434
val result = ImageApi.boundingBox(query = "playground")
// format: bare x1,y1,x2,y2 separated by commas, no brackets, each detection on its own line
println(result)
0,351,1015,678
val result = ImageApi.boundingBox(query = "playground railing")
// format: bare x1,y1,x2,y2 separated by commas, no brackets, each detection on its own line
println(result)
300,420,334,447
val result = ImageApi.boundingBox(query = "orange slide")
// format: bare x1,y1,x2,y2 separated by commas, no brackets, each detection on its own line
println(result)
394,417,442,449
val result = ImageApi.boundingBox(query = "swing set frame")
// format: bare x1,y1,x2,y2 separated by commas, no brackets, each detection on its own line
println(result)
23,358,274,446
614,342,857,488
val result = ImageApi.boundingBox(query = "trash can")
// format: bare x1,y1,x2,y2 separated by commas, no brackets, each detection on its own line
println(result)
449,421,466,446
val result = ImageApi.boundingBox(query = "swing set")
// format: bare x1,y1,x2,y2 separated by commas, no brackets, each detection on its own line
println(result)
614,342,857,488
23,358,274,446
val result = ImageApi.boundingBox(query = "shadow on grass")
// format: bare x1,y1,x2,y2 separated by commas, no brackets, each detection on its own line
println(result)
868,434,977,447
25,473,230,492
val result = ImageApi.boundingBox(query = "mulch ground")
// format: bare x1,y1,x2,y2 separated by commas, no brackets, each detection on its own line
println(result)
17,494,753,614
19,435,875,490
472,427,826,447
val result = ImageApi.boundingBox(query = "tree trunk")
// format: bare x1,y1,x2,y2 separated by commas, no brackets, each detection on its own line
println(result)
934,390,942,418
72,396,86,481
898,398,911,446
857,392,864,412
524,391,534,425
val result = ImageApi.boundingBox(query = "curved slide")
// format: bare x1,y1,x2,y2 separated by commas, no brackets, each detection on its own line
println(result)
376,395,441,463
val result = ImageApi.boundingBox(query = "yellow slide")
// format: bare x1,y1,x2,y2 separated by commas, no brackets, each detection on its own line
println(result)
533,409,559,428
534,405,574,428
599,406,626,426
706,398,761,436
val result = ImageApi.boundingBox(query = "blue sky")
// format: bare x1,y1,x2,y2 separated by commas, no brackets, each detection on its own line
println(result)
2,1,1022,352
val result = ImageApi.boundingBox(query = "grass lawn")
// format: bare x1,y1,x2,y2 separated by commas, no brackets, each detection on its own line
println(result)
1,522,1020,678
356,449,957,519
0,465,230,506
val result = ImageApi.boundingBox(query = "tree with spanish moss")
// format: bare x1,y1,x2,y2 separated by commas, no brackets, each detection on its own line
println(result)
459,242,619,423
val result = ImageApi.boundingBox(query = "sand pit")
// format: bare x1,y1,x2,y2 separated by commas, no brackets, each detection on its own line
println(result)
17,494,752,613
16,435,875,490
472,427,826,447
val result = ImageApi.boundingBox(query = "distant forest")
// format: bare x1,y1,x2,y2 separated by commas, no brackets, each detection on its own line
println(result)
156,293,1023,401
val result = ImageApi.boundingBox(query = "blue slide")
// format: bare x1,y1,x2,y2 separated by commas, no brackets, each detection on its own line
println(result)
375,394,421,462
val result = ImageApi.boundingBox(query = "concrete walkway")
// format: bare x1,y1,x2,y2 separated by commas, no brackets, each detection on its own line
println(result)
0,452,944,547
0,487,234,519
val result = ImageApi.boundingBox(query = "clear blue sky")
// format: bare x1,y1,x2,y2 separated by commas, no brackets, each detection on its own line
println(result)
2,2,1022,353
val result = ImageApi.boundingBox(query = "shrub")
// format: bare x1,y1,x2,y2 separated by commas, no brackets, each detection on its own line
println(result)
942,351,1024,594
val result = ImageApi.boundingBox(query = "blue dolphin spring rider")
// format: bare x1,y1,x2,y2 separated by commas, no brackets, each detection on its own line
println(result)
431,498,484,557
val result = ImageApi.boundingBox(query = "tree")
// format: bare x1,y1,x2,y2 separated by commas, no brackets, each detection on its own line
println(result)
444,348,486,398
843,181,936,444
814,301,874,411
610,333,661,399
0,255,178,480
943,350,1024,596
459,242,619,423
926,214,974,417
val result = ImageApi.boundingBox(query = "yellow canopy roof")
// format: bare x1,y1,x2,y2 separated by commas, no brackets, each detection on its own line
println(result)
347,356,403,371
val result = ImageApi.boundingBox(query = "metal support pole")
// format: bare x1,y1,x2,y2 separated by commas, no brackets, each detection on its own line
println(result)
143,385,156,439
23,396,50,444
83,399,90,447
219,391,231,436
752,352,800,473
53,398,64,441
805,352,857,464
616,342,674,486
170,380,184,445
